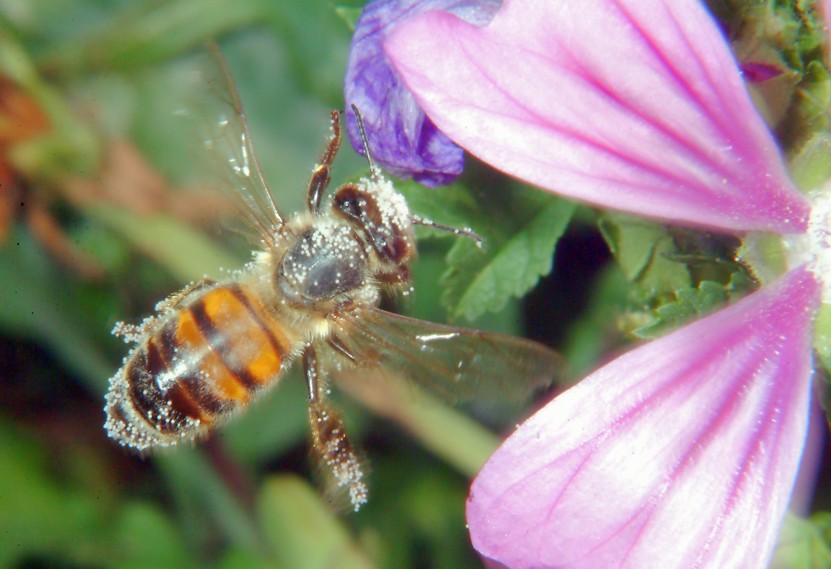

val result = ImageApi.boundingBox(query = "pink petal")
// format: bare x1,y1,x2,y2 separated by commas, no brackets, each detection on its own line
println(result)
385,0,810,234
467,266,820,569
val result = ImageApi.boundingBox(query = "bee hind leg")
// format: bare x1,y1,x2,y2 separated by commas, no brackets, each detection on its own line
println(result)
303,343,368,511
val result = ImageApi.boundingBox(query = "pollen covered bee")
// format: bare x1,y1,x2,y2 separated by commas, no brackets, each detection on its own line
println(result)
104,47,560,510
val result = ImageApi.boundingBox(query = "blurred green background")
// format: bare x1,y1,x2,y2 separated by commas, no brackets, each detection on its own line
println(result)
4,0,831,568
0,1,589,568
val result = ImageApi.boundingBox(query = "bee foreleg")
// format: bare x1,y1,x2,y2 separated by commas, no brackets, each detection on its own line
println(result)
306,110,342,214
303,344,368,511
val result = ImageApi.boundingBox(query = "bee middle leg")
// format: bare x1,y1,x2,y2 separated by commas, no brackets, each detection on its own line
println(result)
306,110,342,214
302,343,367,510
158,278,218,311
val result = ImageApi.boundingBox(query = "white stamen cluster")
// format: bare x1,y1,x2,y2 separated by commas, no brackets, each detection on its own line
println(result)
787,191,831,302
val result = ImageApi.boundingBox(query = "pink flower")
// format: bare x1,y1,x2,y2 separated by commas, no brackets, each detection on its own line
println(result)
385,0,829,567
468,266,818,568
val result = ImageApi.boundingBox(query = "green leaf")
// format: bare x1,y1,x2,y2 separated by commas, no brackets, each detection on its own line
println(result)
790,132,831,192
596,213,756,339
37,0,272,75
400,183,574,322
156,449,264,553
113,502,199,569
725,268,757,302
0,29,100,178
85,203,241,283
737,231,789,286
633,281,728,339
396,180,487,240
333,6,364,31
598,212,691,297
814,305,831,405
258,475,376,569
219,548,286,569
0,228,114,393
771,513,831,569
261,0,354,106
0,420,111,567
357,452,476,569
784,59,831,150
561,264,631,378
336,371,501,479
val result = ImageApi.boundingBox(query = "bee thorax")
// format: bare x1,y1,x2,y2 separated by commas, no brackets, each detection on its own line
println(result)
277,222,368,305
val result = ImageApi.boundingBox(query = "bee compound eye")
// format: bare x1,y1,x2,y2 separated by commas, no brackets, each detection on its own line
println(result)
334,185,371,222
339,197,363,219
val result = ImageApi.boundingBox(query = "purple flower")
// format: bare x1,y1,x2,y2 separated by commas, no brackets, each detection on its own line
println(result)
384,0,831,566
343,0,499,186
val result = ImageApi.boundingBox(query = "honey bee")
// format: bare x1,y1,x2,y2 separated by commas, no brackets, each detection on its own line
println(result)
104,47,560,510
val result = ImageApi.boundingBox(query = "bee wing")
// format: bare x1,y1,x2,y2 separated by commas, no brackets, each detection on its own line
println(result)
177,44,285,241
326,306,562,405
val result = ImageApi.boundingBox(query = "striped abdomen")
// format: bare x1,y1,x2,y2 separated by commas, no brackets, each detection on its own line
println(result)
105,283,291,450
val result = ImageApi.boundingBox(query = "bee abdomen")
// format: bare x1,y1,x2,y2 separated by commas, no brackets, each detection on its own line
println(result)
105,283,291,450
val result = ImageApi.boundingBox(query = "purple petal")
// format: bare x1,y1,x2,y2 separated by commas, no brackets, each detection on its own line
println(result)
467,266,820,569
385,0,811,232
344,0,499,186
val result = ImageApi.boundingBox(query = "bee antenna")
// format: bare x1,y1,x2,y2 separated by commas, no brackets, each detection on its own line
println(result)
411,215,484,249
350,104,381,180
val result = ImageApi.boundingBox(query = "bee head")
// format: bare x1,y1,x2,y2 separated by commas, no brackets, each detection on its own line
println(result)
332,178,415,270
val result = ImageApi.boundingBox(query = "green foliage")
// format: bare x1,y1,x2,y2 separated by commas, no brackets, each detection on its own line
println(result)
791,130,831,193
354,447,480,569
599,212,758,339
0,30,100,179
111,502,200,569
259,476,375,569
559,264,631,379
632,281,727,339
598,212,691,295
37,0,273,75
771,513,831,569
0,420,103,567
2,1,827,569
399,181,575,322
707,0,831,154
0,227,114,393
334,5,365,30
87,203,240,283
814,304,831,411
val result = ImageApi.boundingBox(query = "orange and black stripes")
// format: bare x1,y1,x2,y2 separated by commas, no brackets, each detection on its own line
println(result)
123,283,291,439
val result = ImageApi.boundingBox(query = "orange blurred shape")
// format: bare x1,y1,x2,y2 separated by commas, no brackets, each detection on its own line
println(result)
0,76,51,241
